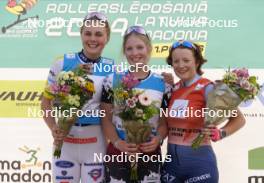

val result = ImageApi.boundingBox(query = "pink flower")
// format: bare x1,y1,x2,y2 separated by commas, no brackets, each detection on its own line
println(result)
50,83,60,93
132,96,138,103
239,79,251,91
126,98,136,108
232,68,249,79
61,85,71,93
122,73,139,89
7,0,16,8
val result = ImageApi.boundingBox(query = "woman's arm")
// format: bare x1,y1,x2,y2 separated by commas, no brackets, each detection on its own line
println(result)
41,97,65,144
203,108,246,141
203,83,246,140
41,97,56,131
220,108,246,138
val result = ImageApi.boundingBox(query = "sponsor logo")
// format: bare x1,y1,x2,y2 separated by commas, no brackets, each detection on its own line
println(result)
0,146,51,182
1,0,39,35
88,168,102,181
248,176,264,183
19,146,41,168
55,170,74,180
65,53,75,59
101,58,114,65
170,99,189,118
152,42,206,58
249,147,264,170
162,173,175,182
248,147,264,183
0,80,45,117
83,163,103,166
55,161,74,169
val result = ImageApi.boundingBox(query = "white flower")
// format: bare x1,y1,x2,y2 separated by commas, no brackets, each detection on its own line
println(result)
63,73,69,80
126,98,136,108
138,93,152,106
75,101,80,107
135,109,144,118
68,71,74,77
76,77,86,86
60,80,65,85
68,95,80,107
57,72,65,82
240,79,251,91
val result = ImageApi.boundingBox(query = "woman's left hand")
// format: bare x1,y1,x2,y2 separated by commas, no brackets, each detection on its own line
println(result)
139,136,160,153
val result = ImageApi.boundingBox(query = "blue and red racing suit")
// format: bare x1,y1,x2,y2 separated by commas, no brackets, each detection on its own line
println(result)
46,50,114,183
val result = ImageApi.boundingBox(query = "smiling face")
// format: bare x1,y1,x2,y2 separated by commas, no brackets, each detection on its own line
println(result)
80,20,108,59
124,34,151,68
171,48,198,82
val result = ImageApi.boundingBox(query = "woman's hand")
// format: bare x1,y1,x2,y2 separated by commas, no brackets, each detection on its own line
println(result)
114,139,138,154
139,136,160,153
51,125,66,145
162,72,174,85
80,63,93,74
201,125,221,142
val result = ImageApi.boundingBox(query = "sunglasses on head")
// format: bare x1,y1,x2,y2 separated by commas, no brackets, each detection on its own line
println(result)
172,40,196,50
84,12,107,21
125,26,148,36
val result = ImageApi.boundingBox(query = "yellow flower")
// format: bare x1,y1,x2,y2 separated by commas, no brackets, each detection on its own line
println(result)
85,82,95,93
43,90,54,100
117,91,124,99
58,92,67,97
123,91,129,98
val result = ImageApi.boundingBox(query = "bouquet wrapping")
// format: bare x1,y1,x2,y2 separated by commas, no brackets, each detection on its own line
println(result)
113,73,159,181
192,68,261,149
43,67,95,158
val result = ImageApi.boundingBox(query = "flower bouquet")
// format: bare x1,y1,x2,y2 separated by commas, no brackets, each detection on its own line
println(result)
43,67,95,158
113,73,159,181
192,68,261,149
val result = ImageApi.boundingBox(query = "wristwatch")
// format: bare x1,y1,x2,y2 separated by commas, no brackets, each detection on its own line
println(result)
220,129,227,139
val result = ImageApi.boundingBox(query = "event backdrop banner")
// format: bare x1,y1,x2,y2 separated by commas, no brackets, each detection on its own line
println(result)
0,0,263,68
0,0,263,183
